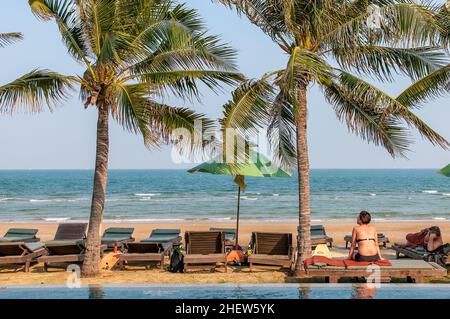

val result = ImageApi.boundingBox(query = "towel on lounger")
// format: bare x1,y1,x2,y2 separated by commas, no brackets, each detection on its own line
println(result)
398,229,429,248
303,256,392,268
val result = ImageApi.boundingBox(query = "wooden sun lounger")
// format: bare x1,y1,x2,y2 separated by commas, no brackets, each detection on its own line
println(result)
38,223,90,271
344,233,390,249
101,227,135,249
248,232,294,271
184,231,227,273
0,242,47,272
38,241,107,271
141,229,182,248
304,259,447,283
117,242,166,270
0,228,40,243
391,243,428,260
298,225,333,248
53,223,88,241
209,227,236,247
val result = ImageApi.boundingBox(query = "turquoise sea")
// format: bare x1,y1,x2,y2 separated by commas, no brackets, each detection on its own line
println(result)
0,169,449,222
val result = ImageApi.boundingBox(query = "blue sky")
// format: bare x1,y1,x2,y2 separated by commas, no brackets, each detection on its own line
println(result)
0,1,449,169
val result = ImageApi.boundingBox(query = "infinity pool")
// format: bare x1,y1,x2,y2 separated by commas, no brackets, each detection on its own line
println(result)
0,284,449,299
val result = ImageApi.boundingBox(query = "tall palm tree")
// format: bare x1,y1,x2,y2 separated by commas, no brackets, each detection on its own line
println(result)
24,0,242,277
0,32,71,113
215,0,450,273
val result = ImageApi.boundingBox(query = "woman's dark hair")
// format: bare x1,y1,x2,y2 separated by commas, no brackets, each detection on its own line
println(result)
429,226,441,237
358,211,371,224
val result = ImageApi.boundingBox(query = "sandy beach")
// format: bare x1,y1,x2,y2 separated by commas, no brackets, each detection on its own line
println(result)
0,220,449,285
1,219,449,247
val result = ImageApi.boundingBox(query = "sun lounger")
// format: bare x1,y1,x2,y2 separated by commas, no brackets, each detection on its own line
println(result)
38,240,107,271
248,232,294,271
0,242,46,272
304,258,447,283
38,223,91,271
141,229,181,247
101,227,135,249
52,223,88,241
344,233,390,248
209,227,236,246
298,225,333,248
0,228,40,243
184,231,227,273
38,241,85,271
117,242,166,270
391,243,429,260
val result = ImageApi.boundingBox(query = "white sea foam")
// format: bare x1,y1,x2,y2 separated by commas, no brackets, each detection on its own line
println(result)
442,193,450,197
139,197,152,201
29,198,88,203
422,190,438,194
273,194,279,197
43,217,71,222
370,193,376,196
433,217,446,220
240,196,258,201
114,218,184,222
29,199,52,203
135,193,161,197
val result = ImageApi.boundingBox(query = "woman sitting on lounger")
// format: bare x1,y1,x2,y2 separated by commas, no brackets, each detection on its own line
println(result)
348,211,383,262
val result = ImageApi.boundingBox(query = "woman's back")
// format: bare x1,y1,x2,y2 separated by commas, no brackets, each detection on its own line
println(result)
354,225,378,256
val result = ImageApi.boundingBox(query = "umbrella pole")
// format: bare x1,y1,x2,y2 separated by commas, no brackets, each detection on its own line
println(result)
235,186,241,248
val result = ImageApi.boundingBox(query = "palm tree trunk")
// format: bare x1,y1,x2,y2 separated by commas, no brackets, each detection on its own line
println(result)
294,84,311,274
81,105,109,277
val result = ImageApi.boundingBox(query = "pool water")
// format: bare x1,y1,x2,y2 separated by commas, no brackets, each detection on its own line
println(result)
0,284,449,299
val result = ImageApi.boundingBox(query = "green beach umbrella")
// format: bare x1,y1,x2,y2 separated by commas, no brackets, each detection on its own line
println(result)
438,164,450,177
188,152,291,247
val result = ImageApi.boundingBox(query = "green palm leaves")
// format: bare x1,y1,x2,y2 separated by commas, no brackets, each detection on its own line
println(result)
0,31,72,114
0,32,23,47
0,70,72,113
219,0,450,164
25,0,242,146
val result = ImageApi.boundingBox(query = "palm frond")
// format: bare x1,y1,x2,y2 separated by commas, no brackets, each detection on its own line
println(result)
143,101,216,157
112,82,215,155
397,64,450,107
220,78,272,132
332,46,449,81
0,69,72,113
111,82,158,146
322,74,411,157
29,0,95,75
334,70,449,152
212,0,292,48
321,1,446,51
125,69,243,99
0,32,23,48
267,91,297,169
219,78,273,164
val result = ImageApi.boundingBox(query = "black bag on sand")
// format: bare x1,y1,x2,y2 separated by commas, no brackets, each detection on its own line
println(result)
168,249,184,273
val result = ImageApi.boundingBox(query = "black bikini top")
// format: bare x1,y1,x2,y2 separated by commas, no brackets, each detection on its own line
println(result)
356,238,375,243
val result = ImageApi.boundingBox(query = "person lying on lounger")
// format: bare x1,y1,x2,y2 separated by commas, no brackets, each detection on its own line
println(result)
424,226,448,254
348,211,384,262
